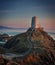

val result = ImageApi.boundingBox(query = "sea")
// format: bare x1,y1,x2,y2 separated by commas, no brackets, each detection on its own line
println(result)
0,29,55,44
0,29,27,36
0,29,27,44
48,32,55,40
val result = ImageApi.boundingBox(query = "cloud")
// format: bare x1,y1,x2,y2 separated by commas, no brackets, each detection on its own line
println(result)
0,19,30,28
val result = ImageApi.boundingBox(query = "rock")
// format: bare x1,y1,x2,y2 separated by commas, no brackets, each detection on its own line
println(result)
0,28,55,65
0,33,10,42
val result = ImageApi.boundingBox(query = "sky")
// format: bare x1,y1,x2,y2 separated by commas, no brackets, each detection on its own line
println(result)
0,0,55,32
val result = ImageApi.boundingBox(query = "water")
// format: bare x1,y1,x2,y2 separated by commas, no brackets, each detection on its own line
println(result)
0,31,55,45
0,29,27,36
48,32,55,40
0,29,54,39
0,29,27,44
0,41,6,44
2,53,23,60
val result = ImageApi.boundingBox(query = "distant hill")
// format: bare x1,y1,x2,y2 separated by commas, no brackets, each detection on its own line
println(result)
0,26,13,29
0,26,28,30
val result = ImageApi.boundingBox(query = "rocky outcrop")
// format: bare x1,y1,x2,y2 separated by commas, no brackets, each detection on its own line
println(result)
0,28,55,65
0,33,10,42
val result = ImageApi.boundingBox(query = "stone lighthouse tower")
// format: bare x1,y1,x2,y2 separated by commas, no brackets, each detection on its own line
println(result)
31,16,41,28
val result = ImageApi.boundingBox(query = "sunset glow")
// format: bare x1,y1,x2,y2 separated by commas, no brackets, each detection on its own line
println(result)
0,0,55,32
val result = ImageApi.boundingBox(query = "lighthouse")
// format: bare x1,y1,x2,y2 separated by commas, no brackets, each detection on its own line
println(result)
31,16,41,28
